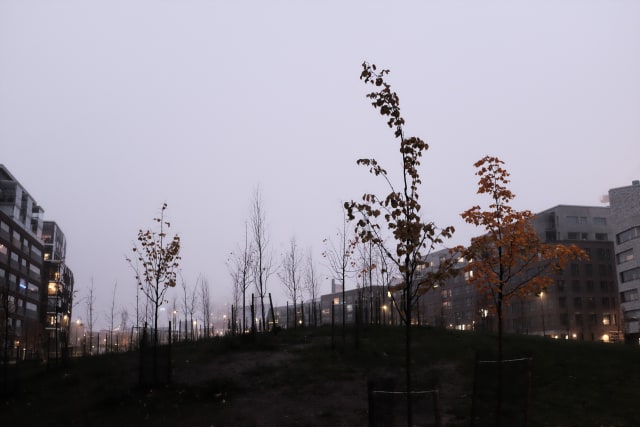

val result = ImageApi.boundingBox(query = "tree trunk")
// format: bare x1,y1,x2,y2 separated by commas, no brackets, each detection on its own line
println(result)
260,294,266,332
496,294,504,427
405,286,413,427
242,288,246,334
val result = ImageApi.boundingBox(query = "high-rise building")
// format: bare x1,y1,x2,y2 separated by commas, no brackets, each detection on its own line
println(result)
0,165,74,361
609,180,640,343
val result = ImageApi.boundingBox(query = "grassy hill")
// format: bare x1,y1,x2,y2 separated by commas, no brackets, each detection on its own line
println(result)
2,326,639,426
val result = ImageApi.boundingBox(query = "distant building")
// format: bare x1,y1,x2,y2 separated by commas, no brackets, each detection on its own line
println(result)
0,165,74,361
418,249,482,331
416,205,622,342
320,285,391,325
609,180,640,343
524,205,621,342
271,300,319,329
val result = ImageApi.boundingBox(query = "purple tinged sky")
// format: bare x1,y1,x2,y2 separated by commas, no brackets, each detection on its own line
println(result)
1,1,639,329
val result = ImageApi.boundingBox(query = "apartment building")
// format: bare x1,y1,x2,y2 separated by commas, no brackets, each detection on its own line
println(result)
609,180,640,343
0,165,74,361
416,205,621,342
42,221,74,359
320,285,392,325
524,205,621,341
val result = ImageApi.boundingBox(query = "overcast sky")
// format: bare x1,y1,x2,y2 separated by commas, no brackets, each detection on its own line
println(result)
1,1,638,330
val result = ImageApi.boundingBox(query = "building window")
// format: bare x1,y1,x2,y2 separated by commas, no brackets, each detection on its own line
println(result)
29,264,40,278
586,297,596,309
598,264,609,276
560,313,569,326
600,281,610,291
620,289,639,303
31,246,42,258
621,268,640,283
27,282,38,298
558,297,566,308
617,249,634,265
602,297,610,309
48,282,58,296
602,314,611,325
586,281,594,291
617,226,640,244
570,264,580,276
624,309,640,321
575,313,583,325
556,280,565,292
566,216,587,224
588,314,597,325
567,232,588,240
573,297,582,308
593,217,607,225
595,233,609,241
585,264,593,276
571,280,581,291
596,248,610,260
25,301,37,315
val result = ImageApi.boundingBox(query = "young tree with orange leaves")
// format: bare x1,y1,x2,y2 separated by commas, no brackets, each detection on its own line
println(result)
459,156,586,358
459,156,586,425
345,62,457,426
127,203,181,346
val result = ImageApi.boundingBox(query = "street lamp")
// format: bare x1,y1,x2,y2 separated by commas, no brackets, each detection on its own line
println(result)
538,291,546,337
172,310,177,332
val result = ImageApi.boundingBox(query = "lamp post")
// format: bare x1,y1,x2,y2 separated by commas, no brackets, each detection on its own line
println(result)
480,308,488,332
172,310,177,335
74,319,83,357
538,291,546,337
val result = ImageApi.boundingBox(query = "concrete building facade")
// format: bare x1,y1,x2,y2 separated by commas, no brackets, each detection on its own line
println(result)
609,180,640,342
416,205,622,342
525,205,621,341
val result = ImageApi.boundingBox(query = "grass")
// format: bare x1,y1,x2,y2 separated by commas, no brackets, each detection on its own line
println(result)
2,326,640,426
